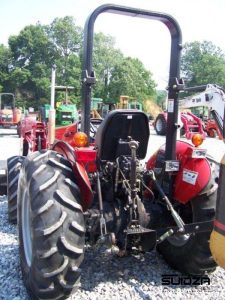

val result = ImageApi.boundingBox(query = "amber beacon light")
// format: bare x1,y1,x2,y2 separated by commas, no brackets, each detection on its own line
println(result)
191,133,204,147
73,132,88,147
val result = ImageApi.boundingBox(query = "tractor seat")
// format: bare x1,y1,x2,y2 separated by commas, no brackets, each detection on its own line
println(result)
95,109,150,161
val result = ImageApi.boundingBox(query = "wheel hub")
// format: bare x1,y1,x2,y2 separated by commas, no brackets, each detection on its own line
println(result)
167,232,190,247
22,190,32,267
156,119,163,132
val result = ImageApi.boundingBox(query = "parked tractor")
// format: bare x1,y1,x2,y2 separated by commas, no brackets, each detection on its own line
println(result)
40,85,79,127
3,4,225,300
180,84,225,140
154,110,206,139
0,93,21,129
154,84,225,140
40,102,79,126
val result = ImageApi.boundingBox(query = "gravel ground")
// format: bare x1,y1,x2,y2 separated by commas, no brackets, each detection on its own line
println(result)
1,195,225,300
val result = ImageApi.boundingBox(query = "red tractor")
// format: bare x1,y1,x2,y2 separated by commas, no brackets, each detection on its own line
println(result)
4,4,225,300
0,93,21,129
155,83,225,140
154,111,206,139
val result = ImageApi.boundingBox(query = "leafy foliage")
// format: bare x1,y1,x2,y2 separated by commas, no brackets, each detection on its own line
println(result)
2,16,225,114
5,23,156,109
0,44,13,92
108,56,156,103
92,32,123,101
156,90,167,109
181,41,225,87
0,16,161,110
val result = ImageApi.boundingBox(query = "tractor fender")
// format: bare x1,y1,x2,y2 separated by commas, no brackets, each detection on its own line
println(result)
52,140,93,210
147,140,211,204
55,122,78,143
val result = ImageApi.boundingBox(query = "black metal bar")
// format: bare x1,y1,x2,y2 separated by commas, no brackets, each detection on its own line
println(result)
211,110,223,137
81,4,183,148
183,85,208,93
157,220,213,237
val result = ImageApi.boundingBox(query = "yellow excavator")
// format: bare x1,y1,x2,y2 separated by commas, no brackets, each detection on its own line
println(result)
116,95,143,110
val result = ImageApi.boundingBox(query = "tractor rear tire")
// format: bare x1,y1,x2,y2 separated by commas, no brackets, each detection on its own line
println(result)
17,150,85,300
7,156,25,223
154,114,167,135
157,187,217,275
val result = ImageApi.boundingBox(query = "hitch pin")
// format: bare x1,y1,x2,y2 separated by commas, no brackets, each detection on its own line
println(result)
157,229,174,243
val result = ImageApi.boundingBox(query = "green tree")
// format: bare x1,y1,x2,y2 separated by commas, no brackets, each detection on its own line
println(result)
4,17,157,110
108,56,156,102
181,41,225,87
8,18,83,106
9,23,52,69
0,44,13,92
92,32,123,100
48,16,82,87
8,23,53,102
156,90,167,109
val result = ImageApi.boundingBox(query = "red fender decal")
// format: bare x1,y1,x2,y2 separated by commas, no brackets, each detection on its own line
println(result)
146,141,211,204
174,155,211,204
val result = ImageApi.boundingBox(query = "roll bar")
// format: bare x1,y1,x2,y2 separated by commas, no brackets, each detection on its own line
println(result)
0,93,15,109
81,4,183,160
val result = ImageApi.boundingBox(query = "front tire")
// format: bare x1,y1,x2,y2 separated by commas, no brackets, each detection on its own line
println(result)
18,150,85,299
207,128,216,138
154,114,167,135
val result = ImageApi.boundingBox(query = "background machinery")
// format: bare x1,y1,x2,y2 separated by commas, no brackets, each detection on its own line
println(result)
179,84,225,139
90,96,142,119
154,110,206,139
18,83,79,156
116,95,143,111
40,102,79,126
154,84,225,139
0,93,21,129
3,4,225,300
40,85,79,126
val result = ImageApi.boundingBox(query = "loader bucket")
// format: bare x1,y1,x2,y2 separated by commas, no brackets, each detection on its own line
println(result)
210,154,225,268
